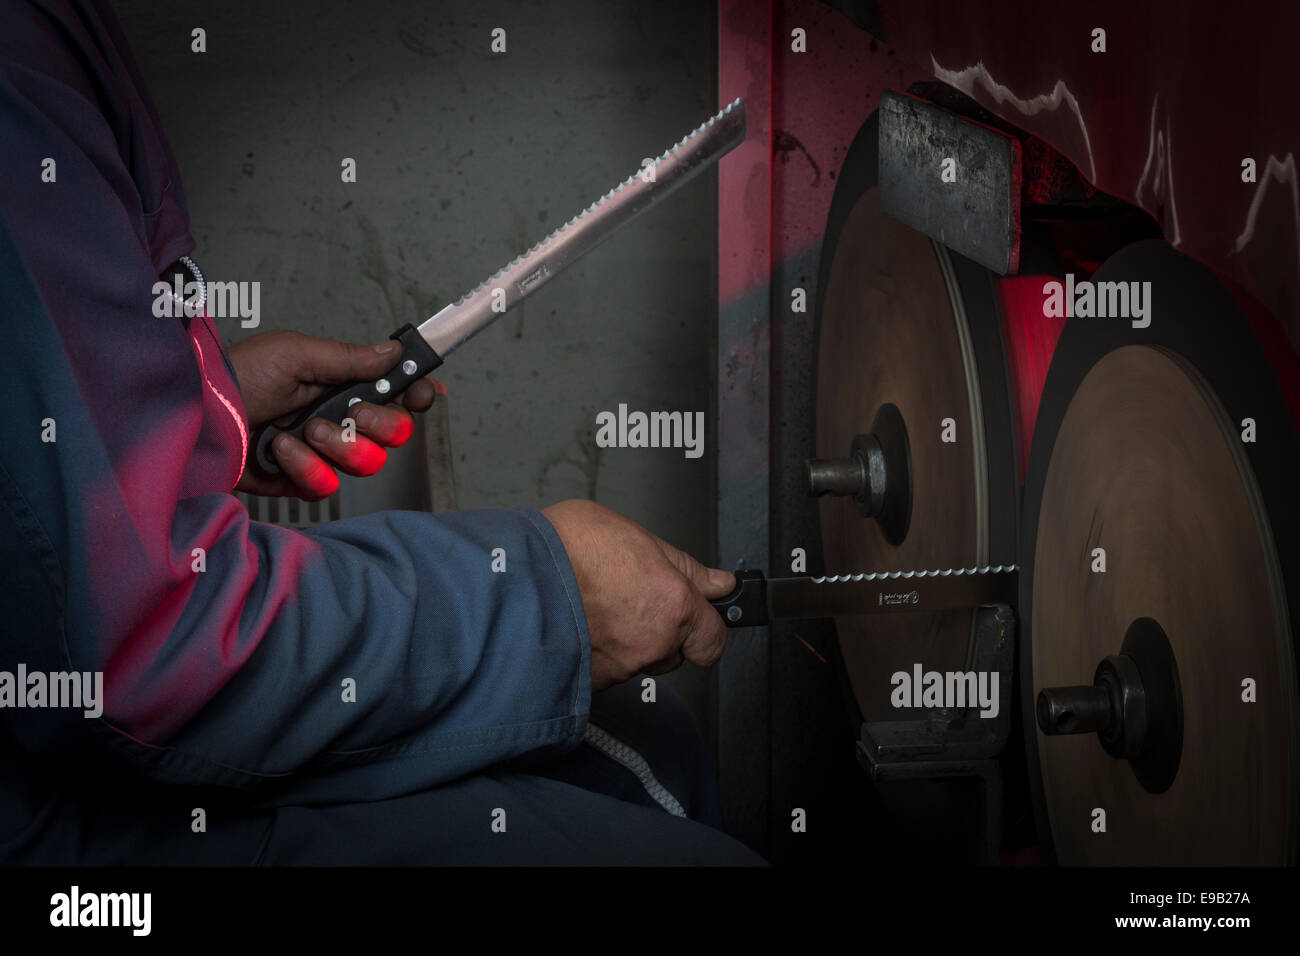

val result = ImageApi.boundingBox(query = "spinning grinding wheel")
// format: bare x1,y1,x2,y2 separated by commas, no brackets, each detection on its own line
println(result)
1021,241,1300,865
812,113,1018,725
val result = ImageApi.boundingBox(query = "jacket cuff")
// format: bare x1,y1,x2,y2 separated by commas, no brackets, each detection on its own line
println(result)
523,508,592,736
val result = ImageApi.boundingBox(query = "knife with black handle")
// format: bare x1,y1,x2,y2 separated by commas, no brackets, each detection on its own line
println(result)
253,99,747,475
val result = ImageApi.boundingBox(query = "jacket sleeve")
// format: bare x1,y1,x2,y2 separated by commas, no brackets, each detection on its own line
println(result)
0,7,591,806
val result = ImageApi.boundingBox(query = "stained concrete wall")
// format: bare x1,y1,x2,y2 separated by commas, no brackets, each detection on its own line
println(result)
113,0,720,726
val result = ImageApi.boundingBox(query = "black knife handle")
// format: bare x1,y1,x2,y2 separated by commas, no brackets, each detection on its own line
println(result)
252,323,444,476
709,568,769,628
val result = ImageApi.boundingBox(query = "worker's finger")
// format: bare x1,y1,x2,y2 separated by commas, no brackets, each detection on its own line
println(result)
400,376,442,412
348,402,416,447
271,433,340,499
295,336,441,413
302,417,388,477
292,334,405,385
654,537,736,599
678,586,729,669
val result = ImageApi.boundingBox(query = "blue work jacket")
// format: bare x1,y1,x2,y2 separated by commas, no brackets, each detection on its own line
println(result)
0,0,592,859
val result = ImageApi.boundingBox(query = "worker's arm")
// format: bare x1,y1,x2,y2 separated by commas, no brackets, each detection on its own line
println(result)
0,206,589,806
0,0,729,807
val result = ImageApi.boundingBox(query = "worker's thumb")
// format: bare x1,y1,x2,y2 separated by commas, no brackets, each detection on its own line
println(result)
299,334,402,384
656,538,735,599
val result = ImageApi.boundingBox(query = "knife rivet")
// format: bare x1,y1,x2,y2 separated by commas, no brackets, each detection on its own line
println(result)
726,606,742,623
375,378,391,394
401,359,418,375
347,397,362,407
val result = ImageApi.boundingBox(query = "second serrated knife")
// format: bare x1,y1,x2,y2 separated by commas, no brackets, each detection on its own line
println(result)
709,567,1019,628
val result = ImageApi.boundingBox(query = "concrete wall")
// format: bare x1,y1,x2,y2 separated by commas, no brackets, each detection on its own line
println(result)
113,0,720,727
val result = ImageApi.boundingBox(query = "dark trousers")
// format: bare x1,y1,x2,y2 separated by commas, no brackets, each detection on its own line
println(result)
2,680,765,866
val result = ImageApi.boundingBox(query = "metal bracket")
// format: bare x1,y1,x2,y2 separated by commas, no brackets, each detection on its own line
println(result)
855,604,1016,863
878,90,1022,275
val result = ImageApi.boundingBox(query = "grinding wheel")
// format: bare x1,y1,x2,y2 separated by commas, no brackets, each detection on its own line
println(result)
1021,241,1300,865
813,112,1018,724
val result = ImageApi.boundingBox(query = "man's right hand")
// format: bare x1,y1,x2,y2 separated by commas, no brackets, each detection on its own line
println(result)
541,499,735,692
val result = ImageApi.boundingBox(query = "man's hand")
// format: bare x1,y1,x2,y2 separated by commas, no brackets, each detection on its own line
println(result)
541,499,735,692
228,330,441,500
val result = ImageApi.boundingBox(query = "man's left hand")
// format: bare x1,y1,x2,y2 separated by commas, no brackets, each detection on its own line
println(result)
228,330,441,500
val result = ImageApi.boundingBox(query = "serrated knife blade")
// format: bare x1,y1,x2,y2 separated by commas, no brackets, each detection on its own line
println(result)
252,98,747,474
417,97,747,358
710,566,1019,628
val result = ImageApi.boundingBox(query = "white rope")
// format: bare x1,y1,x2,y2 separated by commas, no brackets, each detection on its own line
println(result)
582,723,686,818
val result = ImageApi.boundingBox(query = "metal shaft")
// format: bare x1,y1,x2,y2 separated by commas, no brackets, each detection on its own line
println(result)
1036,685,1113,735
805,455,867,498
1035,619,1182,794
1037,654,1148,759
804,403,911,545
